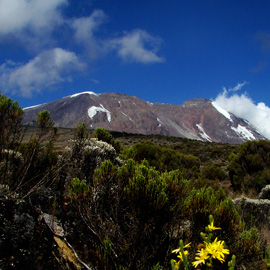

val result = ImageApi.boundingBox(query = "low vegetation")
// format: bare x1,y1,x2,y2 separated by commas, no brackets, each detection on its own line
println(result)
0,93,270,269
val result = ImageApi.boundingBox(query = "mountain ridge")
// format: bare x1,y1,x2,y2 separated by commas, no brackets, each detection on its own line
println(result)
23,91,266,144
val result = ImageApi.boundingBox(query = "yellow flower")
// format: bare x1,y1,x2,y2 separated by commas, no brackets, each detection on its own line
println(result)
172,259,180,270
184,242,192,249
208,221,221,231
192,248,209,268
205,238,229,263
171,242,191,254
171,242,191,267
171,248,180,254
177,250,189,261
172,249,190,261
214,239,230,260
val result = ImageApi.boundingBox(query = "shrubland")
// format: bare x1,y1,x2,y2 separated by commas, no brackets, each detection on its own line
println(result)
0,93,270,269
229,140,270,193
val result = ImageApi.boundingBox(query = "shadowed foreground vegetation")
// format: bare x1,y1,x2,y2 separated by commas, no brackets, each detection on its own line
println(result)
1,93,270,270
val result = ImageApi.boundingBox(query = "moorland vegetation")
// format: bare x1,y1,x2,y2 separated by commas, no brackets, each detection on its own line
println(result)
0,93,270,270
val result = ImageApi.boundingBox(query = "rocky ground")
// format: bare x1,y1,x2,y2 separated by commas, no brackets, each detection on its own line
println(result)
0,188,96,270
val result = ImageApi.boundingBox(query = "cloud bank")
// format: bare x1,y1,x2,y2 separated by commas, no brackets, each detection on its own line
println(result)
214,84,270,139
0,48,85,97
0,3,164,96
71,11,164,63
0,0,66,35
110,30,165,64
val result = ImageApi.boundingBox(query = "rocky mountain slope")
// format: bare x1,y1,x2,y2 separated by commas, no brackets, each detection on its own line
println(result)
23,91,265,144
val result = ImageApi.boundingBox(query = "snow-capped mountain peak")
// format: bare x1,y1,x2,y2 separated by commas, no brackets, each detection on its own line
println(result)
23,92,266,144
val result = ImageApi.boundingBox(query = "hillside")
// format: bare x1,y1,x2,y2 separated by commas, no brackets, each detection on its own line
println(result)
23,126,238,170
23,92,266,144
1,93,270,270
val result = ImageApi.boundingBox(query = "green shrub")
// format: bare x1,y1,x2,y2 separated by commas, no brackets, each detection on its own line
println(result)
124,141,200,176
60,138,121,185
231,227,263,268
202,164,227,181
229,140,270,193
0,93,24,152
93,160,117,186
68,177,90,200
124,159,168,210
75,122,89,140
97,236,115,269
183,187,242,246
0,94,24,187
67,155,267,269
0,94,58,195
93,127,122,153
264,246,270,268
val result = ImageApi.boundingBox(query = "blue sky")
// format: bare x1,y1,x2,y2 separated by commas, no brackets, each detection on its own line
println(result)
1,0,270,137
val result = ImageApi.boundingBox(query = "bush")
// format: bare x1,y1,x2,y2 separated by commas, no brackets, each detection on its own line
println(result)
68,177,90,200
229,140,270,193
0,93,58,196
68,156,267,269
0,93,24,152
123,141,201,177
0,94,267,269
0,94,24,187
93,127,122,153
124,159,169,210
202,164,227,181
59,138,122,186
93,160,117,186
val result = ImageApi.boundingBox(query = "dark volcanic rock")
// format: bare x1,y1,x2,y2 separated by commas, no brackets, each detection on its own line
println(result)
0,196,59,269
0,189,96,270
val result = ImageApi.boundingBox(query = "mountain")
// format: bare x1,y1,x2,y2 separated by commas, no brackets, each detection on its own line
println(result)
23,91,266,144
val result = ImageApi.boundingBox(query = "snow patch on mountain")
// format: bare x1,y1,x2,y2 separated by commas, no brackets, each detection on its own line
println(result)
196,124,212,142
88,104,112,122
231,124,255,141
157,118,165,127
70,91,99,98
24,104,43,110
121,111,133,122
211,101,233,122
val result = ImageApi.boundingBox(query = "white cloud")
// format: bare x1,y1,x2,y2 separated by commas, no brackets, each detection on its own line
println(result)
228,81,248,92
0,2,165,64
71,12,164,64
109,30,165,64
71,10,107,59
214,87,270,139
0,48,85,97
0,4,165,97
72,10,106,43
0,0,68,51
0,0,67,35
